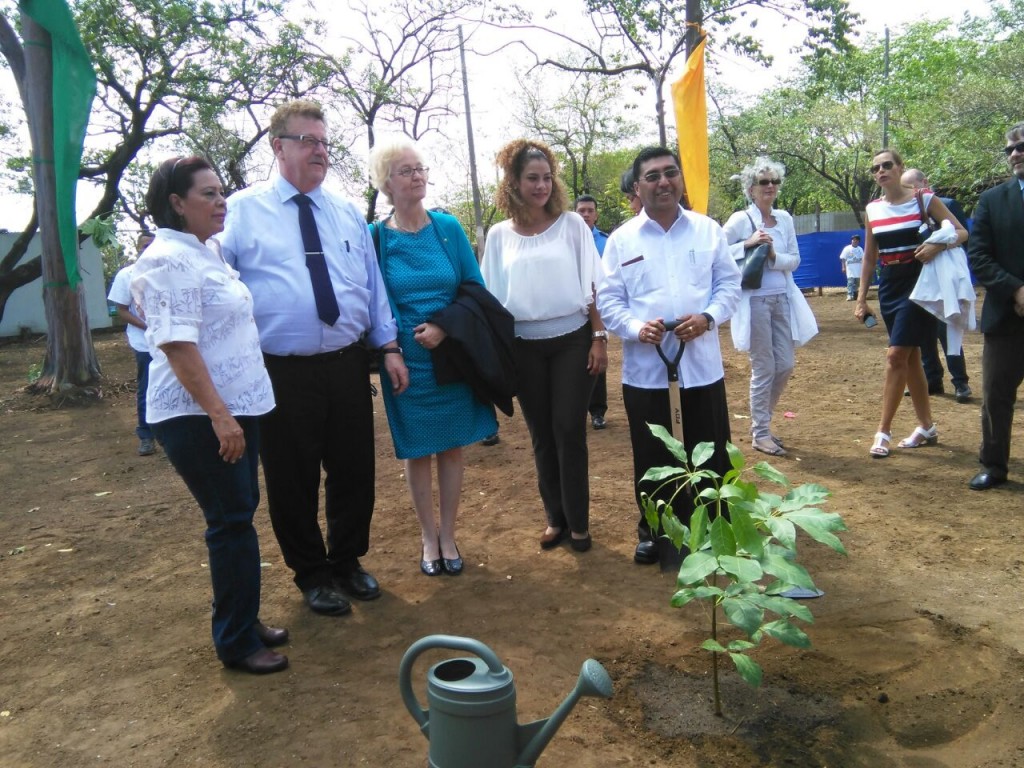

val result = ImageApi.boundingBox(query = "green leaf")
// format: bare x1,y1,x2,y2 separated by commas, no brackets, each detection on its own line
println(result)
782,510,848,554
661,511,689,551
641,466,687,483
718,554,763,583
647,423,688,464
763,516,797,549
709,515,737,557
755,595,814,623
726,639,758,652
728,507,764,558
670,588,699,607
688,504,709,552
753,461,789,487
730,652,763,688
701,638,728,653
722,595,764,636
726,441,745,471
784,483,832,508
761,554,815,589
760,619,812,648
690,441,716,467
678,551,718,585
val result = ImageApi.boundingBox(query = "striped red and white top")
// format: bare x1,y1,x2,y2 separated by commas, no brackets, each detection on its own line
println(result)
866,192,933,267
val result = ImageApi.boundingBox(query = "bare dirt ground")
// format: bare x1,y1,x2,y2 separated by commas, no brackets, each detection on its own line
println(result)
1,290,1023,768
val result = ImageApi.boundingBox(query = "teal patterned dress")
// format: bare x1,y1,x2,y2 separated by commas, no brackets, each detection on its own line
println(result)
376,218,497,459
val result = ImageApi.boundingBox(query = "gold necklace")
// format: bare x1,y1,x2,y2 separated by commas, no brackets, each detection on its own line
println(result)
391,212,427,233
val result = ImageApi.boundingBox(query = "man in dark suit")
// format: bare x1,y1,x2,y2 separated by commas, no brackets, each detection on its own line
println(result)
966,122,1024,490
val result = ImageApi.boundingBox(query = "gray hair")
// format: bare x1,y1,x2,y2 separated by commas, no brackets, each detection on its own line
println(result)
1006,121,1024,143
368,137,422,205
739,156,786,202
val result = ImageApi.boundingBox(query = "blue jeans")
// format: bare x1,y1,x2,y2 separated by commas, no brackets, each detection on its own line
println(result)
152,415,264,664
134,350,153,440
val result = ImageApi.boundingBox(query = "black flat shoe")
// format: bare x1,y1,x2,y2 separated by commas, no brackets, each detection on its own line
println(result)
570,534,592,552
421,550,443,576
633,541,658,565
441,545,463,575
540,528,568,550
969,471,1006,491
254,620,289,647
224,647,289,675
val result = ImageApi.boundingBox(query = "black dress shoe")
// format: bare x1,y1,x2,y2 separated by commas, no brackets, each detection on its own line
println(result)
254,620,289,647
441,546,464,576
927,382,945,395
955,384,973,403
302,585,352,616
540,528,568,550
591,415,607,430
334,561,381,600
634,541,658,565
421,552,443,576
225,647,289,674
969,471,1006,491
570,534,592,552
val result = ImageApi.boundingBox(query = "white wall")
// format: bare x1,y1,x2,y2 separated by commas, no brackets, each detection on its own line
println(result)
0,233,112,337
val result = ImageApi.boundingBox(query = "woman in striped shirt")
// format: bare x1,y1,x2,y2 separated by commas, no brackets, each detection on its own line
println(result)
855,149,967,458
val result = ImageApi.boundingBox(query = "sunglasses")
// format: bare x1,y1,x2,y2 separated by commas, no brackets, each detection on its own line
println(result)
1003,141,1024,157
641,167,682,183
870,160,895,174
756,178,781,186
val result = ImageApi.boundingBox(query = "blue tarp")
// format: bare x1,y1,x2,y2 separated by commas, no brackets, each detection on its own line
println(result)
793,230,864,289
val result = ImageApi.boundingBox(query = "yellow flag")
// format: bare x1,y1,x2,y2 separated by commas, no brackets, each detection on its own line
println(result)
672,36,709,215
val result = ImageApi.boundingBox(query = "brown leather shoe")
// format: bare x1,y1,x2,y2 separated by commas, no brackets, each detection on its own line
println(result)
254,621,289,648
225,647,289,675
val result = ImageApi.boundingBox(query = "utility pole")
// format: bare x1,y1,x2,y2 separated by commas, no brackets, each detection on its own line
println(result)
458,26,484,257
882,26,890,148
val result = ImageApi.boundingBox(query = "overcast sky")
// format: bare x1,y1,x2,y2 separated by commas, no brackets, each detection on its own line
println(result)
0,0,995,232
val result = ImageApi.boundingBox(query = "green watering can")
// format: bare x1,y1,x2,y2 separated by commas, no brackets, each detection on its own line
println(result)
399,634,613,768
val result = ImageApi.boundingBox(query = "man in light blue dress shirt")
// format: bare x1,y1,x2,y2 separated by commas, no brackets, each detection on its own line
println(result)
219,100,408,616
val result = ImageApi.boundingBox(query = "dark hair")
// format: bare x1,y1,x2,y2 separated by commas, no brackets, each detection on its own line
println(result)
632,146,680,184
145,156,215,231
851,235,861,242
494,139,567,222
619,169,636,196
873,148,904,167
575,194,597,208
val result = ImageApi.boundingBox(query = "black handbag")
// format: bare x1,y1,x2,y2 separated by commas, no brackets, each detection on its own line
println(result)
741,243,771,290
739,212,769,290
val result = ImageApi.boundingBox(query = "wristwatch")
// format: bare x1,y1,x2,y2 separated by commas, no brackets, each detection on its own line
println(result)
701,313,715,331
592,330,608,342
380,346,404,356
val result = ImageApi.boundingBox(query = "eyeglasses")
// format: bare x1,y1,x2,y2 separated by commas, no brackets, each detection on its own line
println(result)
393,166,430,178
756,178,782,186
641,167,682,183
278,134,331,152
870,160,895,174
1003,141,1024,156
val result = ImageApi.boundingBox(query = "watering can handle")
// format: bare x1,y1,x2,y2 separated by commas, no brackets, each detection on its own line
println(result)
398,634,507,730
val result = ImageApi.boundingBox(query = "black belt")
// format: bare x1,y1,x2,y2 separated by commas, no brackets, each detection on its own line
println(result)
264,341,365,362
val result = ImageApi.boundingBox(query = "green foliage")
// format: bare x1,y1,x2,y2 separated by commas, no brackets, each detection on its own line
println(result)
641,424,845,714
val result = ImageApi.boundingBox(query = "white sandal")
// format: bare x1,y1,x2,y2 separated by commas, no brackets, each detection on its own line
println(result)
898,424,938,448
870,432,891,458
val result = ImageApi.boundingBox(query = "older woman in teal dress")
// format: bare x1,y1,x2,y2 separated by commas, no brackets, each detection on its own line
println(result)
369,138,498,576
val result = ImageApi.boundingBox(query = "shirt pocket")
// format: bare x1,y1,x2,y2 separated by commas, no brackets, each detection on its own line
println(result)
685,249,718,288
621,257,654,297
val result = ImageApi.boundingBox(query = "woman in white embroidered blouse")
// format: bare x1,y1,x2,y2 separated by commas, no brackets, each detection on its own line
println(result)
481,139,606,553
131,157,286,675
723,157,818,457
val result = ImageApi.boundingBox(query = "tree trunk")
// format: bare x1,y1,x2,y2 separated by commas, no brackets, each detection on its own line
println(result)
22,14,100,399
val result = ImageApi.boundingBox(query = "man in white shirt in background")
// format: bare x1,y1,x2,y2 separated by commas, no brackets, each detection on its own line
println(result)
597,146,741,566
839,234,864,301
219,99,408,617
107,233,156,456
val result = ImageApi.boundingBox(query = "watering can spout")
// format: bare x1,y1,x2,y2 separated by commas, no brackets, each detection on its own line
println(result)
514,659,613,768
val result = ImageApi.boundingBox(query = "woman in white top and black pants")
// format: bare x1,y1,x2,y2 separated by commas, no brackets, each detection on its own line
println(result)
482,140,606,553
132,157,287,675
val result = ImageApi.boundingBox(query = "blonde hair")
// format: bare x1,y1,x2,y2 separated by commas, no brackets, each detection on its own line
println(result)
367,137,422,205
494,139,567,222
268,100,325,143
